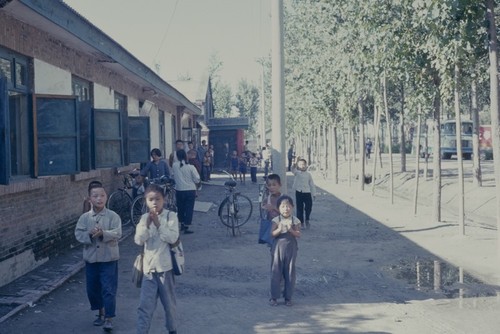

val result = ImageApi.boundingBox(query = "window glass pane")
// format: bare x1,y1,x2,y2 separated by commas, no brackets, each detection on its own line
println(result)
96,140,122,167
9,92,29,176
37,99,77,134
15,61,26,87
114,92,126,111
0,58,11,82
72,76,90,102
95,112,120,138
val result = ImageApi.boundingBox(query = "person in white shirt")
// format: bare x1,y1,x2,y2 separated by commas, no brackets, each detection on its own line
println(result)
292,157,316,229
171,149,200,234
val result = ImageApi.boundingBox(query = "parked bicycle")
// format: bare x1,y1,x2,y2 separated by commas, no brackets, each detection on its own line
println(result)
107,171,138,226
218,170,253,236
130,176,177,226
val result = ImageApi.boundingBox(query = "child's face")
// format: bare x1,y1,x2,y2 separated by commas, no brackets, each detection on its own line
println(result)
297,161,307,171
279,200,293,218
89,187,107,211
135,175,144,184
266,179,281,195
232,151,237,156
145,191,164,214
152,153,160,162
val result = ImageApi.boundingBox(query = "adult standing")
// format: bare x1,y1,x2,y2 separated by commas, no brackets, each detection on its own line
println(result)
171,150,200,234
169,140,185,168
141,148,170,180
197,140,207,166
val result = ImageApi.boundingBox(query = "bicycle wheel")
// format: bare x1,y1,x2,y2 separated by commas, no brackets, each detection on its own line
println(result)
164,189,177,212
219,194,253,227
259,185,269,220
131,196,147,226
233,194,253,227
107,190,132,226
218,198,238,236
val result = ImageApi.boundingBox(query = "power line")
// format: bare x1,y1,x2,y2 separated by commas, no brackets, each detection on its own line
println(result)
154,0,180,61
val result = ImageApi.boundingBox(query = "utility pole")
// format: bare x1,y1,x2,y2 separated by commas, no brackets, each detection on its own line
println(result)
260,62,266,149
271,0,286,193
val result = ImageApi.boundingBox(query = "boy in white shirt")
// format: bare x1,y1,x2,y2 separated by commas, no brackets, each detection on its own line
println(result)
292,157,316,229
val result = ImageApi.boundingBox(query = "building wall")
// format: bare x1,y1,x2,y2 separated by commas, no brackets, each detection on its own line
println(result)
0,11,181,287
33,59,72,95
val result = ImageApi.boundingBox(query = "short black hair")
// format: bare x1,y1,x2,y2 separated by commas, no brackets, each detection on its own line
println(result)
266,173,281,185
150,148,162,157
88,180,103,194
176,149,187,162
175,139,184,144
144,184,164,197
277,194,294,207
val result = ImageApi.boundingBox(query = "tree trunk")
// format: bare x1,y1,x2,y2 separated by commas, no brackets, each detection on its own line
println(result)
413,110,422,215
332,125,339,184
471,80,482,186
454,60,465,235
372,103,381,195
400,83,407,172
347,123,352,187
432,78,442,223
383,75,394,204
486,0,500,252
359,100,365,190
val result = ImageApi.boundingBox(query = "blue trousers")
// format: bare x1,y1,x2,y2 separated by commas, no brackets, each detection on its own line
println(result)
250,167,257,183
85,261,118,318
176,190,196,226
137,271,177,334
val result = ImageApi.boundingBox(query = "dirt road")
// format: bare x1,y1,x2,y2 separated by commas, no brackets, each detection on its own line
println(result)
2,171,500,334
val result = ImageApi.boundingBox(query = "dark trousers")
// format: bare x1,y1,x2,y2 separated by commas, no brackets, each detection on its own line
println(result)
295,191,313,224
85,261,118,318
176,190,196,226
250,167,257,183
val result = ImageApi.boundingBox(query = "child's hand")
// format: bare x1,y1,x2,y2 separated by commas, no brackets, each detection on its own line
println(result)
90,227,103,238
148,211,160,228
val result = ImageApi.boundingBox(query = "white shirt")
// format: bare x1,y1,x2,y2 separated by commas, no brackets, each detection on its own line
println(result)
172,160,200,191
292,168,316,197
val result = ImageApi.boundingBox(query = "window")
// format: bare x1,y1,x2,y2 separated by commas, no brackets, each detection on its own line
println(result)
94,109,124,167
0,48,30,184
72,76,91,102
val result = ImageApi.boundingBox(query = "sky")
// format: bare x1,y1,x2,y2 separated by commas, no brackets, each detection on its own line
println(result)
63,0,272,100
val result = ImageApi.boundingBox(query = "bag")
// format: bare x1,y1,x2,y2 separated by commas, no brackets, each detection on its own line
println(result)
132,252,144,288
170,239,185,276
258,219,273,246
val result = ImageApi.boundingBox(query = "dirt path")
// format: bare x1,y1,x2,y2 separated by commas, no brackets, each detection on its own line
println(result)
2,172,500,334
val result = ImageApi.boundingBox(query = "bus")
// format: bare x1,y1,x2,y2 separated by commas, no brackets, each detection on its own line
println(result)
414,119,473,160
439,119,473,160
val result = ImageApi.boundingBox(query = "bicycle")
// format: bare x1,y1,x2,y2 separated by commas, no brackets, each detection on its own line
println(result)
130,176,177,227
107,171,138,226
258,182,269,219
218,170,253,236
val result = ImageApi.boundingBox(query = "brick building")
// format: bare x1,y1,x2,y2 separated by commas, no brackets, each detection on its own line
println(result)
0,0,200,286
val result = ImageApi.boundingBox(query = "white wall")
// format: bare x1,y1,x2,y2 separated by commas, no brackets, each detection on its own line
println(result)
34,59,71,95
93,83,115,109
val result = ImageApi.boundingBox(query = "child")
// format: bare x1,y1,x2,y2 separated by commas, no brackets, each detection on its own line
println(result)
249,153,259,184
75,181,122,331
202,150,212,182
230,150,239,180
134,184,180,334
269,195,301,307
292,157,316,229
238,152,248,184
82,180,104,213
262,174,282,221
131,172,146,199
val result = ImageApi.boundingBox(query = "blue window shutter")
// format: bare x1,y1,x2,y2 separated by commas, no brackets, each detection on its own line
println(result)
36,96,80,175
93,108,124,168
129,116,150,163
0,75,9,184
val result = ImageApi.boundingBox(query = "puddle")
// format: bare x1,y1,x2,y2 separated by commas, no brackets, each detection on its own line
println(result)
388,259,499,299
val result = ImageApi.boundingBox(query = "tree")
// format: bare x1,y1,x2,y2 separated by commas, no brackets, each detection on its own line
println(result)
235,79,260,138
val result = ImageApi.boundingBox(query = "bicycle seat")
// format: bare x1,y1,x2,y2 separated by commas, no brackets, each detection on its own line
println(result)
224,180,237,188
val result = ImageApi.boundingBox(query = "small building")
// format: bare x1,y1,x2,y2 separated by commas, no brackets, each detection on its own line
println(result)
203,78,249,168
0,0,200,286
